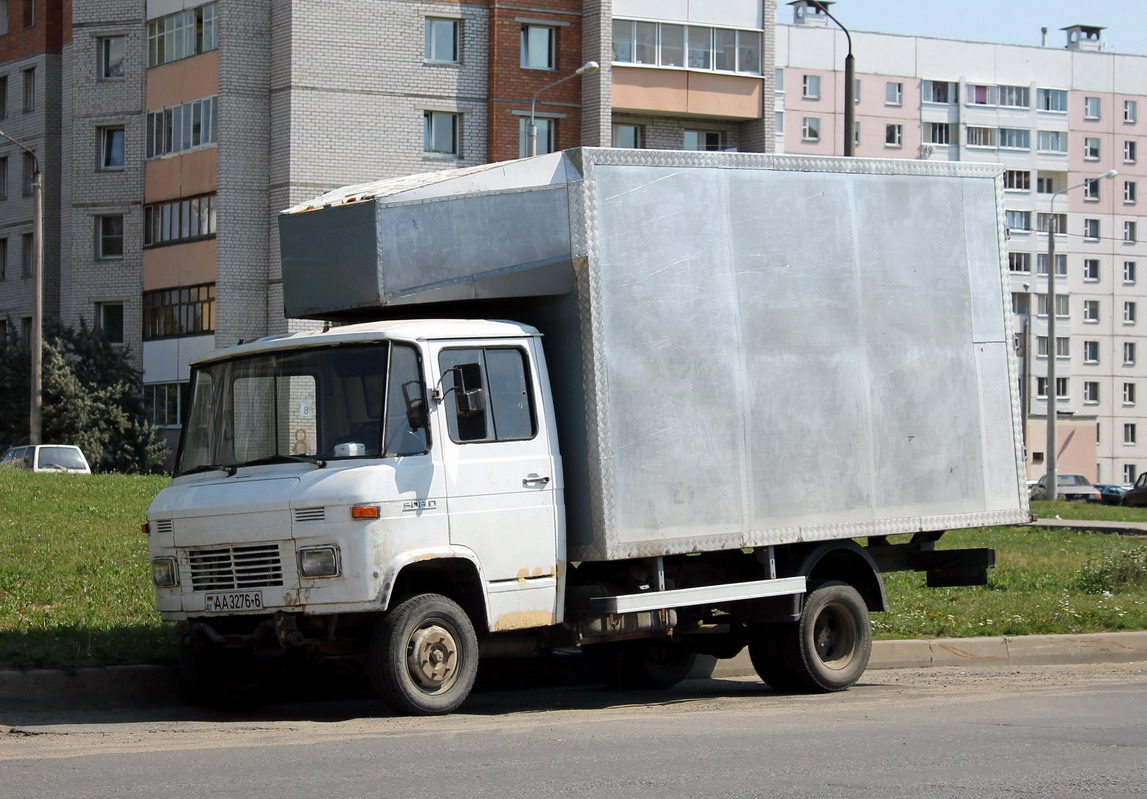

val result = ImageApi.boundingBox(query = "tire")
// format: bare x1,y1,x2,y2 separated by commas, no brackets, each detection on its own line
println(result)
747,623,804,692
178,635,266,712
785,580,872,693
369,594,479,716
584,639,698,690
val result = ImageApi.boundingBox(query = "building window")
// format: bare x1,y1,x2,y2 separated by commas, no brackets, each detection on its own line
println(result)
801,117,820,142
1084,96,1101,119
1036,377,1048,398
1084,178,1100,200
1125,342,1137,364
800,74,821,99
0,2,6,36
1006,210,1031,232
100,126,125,170
1127,141,1138,163
99,37,126,79
0,75,7,120
1125,261,1138,283
17,150,28,195
96,215,124,259
1125,464,1139,483
1126,182,1138,204
1126,301,1138,324
966,126,997,147
686,26,711,69
1126,221,1138,243
521,24,555,70
885,81,902,105
146,383,184,427
1036,293,1069,316
145,96,218,159
1037,130,1067,153
927,123,952,145
0,156,6,199
425,18,459,63
148,3,217,67
885,124,902,147
922,80,956,104
1084,299,1100,321
144,194,216,247
1084,381,1100,403
21,67,33,112
968,84,997,105
1084,137,1101,160
998,128,1030,150
1084,218,1100,240
519,116,554,157
1008,251,1031,272
1037,212,1066,235
660,25,685,67
1084,258,1100,281
775,68,784,91
20,231,31,277
683,130,723,151
1083,340,1100,363
1125,383,1137,405
611,123,643,149
1127,100,1139,123
1125,424,1137,445
98,302,124,345
1056,337,1070,357
423,111,458,156
1037,175,1057,194
142,283,216,340
1056,377,1068,398
1036,335,1048,357
1037,88,1067,112
22,0,32,27
1004,170,1030,191
0,238,6,282
998,85,1029,108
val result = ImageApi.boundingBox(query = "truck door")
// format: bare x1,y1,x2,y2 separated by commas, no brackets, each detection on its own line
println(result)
432,339,559,625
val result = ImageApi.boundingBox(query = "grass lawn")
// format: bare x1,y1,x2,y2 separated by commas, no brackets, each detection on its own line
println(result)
0,473,1145,669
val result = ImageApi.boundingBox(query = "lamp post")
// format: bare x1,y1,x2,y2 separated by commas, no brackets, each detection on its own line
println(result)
528,60,599,158
0,129,42,445
1045,168,1118,499
811,1,854,156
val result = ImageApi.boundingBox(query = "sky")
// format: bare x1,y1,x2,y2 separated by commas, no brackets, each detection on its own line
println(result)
813,1,1147,56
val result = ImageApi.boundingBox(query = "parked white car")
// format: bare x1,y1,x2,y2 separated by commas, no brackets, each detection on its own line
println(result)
0,445,92,474
1029,473,1101,502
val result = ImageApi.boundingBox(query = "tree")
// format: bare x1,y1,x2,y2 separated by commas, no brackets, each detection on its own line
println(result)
0,321,168,473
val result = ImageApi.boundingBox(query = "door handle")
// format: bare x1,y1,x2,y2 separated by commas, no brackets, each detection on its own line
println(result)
523,474,551,486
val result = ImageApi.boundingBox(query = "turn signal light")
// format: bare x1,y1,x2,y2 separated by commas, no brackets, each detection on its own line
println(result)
351,505,380,520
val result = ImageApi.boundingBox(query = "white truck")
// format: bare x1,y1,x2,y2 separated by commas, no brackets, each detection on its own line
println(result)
147,148,1028,715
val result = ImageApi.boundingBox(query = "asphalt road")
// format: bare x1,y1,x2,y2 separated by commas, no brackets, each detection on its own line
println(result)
1,662,1144,799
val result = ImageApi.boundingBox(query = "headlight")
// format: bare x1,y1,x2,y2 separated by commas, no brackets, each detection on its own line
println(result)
298,545,341,578
151,557,179,587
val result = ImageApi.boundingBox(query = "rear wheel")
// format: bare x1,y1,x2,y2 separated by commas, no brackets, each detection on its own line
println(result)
747,623,803,692
369,594,479,716
584,639,698,690
787,580,872,692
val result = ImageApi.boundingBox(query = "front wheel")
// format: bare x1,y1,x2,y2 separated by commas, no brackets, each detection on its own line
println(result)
369,594,479,716
787,580,872,692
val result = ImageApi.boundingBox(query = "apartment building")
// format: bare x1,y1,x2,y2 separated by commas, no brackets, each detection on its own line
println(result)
777,1,1147,484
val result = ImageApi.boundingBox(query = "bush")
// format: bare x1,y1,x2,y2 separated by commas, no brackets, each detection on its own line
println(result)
1073,547,1147,594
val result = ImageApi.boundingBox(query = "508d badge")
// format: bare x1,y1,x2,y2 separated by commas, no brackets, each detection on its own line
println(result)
204,592,263,611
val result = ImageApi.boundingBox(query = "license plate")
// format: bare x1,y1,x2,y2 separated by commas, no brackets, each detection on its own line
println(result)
204,591,264,612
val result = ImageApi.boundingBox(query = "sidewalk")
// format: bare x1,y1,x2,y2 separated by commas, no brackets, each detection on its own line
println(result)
2,631,1145,712
1027,516,1147,535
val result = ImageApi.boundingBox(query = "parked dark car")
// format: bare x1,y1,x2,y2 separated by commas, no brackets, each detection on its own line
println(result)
1121,473,1147,506
1029,473,1102,502
1095,484,1128,505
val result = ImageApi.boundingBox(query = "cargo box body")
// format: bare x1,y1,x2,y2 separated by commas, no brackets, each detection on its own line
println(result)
280,148,1029,562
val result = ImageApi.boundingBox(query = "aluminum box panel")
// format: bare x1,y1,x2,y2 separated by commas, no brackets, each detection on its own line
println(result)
279,148,1028,562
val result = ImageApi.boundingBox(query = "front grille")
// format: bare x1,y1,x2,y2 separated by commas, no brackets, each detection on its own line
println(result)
188,544,284,590
153,520,174,535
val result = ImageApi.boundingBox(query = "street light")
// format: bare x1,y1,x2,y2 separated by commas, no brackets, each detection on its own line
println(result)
528,60,599,158
811,1,854,156
1044,167,1118,500
0,129,43,445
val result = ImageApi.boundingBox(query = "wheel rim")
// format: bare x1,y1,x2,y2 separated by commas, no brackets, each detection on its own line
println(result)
406,621,460,694
812,602,858,670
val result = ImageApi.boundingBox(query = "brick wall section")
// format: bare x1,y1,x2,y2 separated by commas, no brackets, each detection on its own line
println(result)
740,0,776,153
61,0,147,370
579,0,609,146
487,0,583,162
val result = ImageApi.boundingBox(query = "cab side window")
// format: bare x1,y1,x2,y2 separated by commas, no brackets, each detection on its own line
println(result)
439,347,536,444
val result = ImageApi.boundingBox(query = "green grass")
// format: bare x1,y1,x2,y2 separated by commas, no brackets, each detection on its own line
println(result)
0,473,1145,670
0,470,174,670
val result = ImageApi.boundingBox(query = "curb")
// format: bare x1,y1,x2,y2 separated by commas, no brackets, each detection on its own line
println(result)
2,631,1146,712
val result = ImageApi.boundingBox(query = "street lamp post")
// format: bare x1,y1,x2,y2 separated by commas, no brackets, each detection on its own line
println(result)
528,60,599,158
0,129,43,445
1045,168,1118,500
812,1,854,156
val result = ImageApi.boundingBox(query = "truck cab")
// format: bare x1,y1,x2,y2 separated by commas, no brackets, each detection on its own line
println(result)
149,319,564,713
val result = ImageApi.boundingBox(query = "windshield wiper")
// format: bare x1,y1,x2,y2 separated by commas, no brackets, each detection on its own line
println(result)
238,454,328,469
179,463,238,477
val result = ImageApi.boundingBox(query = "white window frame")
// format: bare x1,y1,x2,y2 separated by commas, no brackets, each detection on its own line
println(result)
885,81,902,106
1084,218,1101,240
521,23,556,70
99,126,125,171
99,36,126,80
1126,301,1138,324
1126,100,1139,123
519,116,555,157
1084,258,1100,281
1084,137,1101,160
1037,88,1067,112
683,130,724,151
1037,130,1067,153
1125,423,1137,445
1125,261,1138,284
885,124,902,147
1083,340,1100,363
96,214,124,260
423,111,459,156
1126,181,1138,204
802,74,820,99
801,116,820,142
1125,383,1137,406
97,301,125,346
1084,96,1101,119
425,18,460,64
1084,381,1100,403
1126,221,1138,243
1127,140,1138,164
611,123,643,149
1125,342,1137,365
1084,299,1100,322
